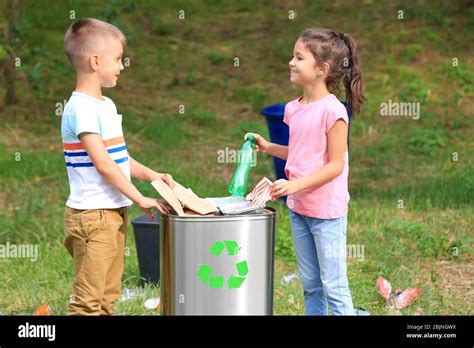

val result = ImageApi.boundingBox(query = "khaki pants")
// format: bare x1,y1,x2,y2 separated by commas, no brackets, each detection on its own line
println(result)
64,206,128,316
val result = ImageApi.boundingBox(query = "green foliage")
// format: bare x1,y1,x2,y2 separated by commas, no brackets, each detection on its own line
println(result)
408,127,447,156
208,51,230,65
398,75,430,104
0,44,6,61
468,7,474,27
449,236,474,260
442,61,474,94
417,234,449,258
151,17,176,36
275,221,295,262
27,62,43,90
99,0,136,22
232,87,268,111
400,44,425,63
186,108,218,126
230,120,268,139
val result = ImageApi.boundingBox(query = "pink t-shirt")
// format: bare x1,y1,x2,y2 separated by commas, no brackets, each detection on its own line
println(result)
283,94,350,219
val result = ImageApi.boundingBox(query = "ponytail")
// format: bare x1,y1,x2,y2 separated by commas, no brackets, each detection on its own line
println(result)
342,33,366,116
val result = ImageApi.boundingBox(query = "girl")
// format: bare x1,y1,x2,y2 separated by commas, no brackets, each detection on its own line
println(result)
247,28,365,315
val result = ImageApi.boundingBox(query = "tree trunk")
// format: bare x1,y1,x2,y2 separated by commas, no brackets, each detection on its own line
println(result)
3,0,22,106
4,51,17,105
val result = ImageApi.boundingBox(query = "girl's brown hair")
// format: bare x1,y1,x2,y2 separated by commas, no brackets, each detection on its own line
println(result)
299,28,366,115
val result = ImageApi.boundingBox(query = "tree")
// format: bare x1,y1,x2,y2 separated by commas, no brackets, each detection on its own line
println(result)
1,0,23,106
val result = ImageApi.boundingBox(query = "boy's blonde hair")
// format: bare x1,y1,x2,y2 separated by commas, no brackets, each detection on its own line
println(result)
64,18,126,69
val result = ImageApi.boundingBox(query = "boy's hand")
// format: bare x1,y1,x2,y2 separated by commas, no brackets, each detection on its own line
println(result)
161,173,175,188
244,133,270,153
270,179,299,200
150,172,175,188
137,197,172,220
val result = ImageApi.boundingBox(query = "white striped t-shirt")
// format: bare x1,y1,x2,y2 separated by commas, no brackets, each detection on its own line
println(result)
61,91,133,209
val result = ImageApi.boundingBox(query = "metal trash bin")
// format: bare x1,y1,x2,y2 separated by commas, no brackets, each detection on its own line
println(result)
160,208,276,315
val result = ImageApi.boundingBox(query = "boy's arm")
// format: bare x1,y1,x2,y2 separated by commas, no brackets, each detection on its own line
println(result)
270,119,347,198
80,133,171,218
128,155,174,187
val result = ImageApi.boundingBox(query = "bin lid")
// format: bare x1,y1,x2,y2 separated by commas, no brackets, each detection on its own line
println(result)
162,207,276,222
260,103,286,118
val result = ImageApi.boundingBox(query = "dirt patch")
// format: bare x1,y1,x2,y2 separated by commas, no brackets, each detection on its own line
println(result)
433,258,474,309
417,256,474,314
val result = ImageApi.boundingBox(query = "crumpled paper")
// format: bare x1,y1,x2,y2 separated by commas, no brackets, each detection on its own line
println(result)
376,276,423,310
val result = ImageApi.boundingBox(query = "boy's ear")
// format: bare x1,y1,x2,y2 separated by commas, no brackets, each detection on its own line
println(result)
89,54,100,71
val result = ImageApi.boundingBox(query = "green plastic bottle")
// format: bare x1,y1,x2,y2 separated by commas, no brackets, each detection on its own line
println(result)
228,134,256,196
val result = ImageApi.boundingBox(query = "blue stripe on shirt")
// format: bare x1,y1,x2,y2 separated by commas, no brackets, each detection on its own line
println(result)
66,156,129,168
64,145,127,157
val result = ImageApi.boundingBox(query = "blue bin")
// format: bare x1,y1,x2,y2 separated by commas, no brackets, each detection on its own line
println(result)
260,101,351,182
260,103,289,181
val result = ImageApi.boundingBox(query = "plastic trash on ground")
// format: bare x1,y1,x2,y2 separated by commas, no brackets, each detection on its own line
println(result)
34,304,52,316
280,272,299,285
120,288,138,301
391,288,424,309
144,297,160,310
376,276,423,310
376,276,392,300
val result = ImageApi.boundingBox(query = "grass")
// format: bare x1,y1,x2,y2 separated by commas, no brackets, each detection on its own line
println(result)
0,0,473,315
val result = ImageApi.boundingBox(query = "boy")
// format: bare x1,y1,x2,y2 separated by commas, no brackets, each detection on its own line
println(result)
61,18,173,315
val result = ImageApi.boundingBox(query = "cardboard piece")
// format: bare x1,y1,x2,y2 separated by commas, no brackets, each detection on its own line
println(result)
183,208,219,217
151,179,185,216
151,179,219,216
172,182,219,215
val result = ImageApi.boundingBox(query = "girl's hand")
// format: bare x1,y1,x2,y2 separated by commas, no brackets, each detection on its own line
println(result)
244,132,271,154
270,179,299,200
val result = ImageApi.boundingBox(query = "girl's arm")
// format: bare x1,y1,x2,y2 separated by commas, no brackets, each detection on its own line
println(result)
246,133,288,160
266,143,288,160
270,119,347,198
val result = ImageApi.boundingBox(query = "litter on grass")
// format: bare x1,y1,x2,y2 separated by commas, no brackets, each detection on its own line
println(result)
120,288,138,302
144,297,160,310
34,304,52,316
280,272,299,285
376,276,423,310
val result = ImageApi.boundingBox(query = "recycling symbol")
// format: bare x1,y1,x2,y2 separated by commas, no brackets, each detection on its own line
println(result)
197,240,248,289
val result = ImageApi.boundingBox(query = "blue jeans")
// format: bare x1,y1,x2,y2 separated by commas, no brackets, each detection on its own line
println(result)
289,210,354,315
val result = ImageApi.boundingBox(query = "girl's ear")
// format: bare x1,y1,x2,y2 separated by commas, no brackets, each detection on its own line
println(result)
315,62,330,79
89,54,100,71
320,62,330,78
